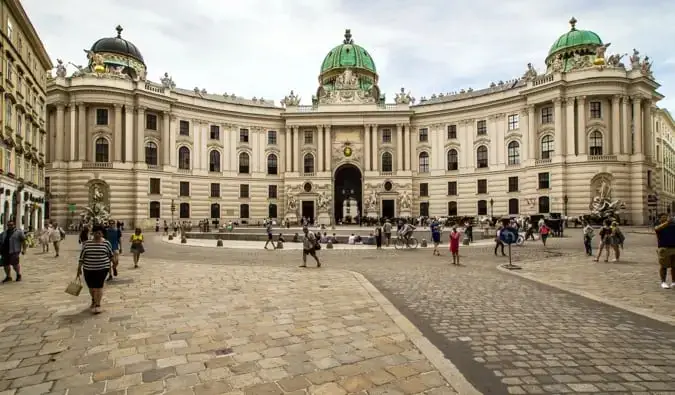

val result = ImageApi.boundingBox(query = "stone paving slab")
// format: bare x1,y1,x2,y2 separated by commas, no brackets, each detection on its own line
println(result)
0,250,466,395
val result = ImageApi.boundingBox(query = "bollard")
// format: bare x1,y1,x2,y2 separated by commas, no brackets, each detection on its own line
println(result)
276,241,284,249
420,239,428,247
168,235,174,241
216,239,223,247
181,236,187,244
462,236,470,246
327,241,334,249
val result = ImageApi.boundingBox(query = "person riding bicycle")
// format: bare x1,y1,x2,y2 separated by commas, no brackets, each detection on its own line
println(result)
398,222,416,244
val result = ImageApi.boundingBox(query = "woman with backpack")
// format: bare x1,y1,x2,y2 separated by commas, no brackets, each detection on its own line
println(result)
594,220,613,262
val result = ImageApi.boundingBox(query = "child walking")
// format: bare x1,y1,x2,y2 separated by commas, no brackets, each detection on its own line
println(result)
449,226,461,265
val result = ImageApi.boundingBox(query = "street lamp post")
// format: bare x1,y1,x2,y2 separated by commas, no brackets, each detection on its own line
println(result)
563,195,569,216
489,198,494,218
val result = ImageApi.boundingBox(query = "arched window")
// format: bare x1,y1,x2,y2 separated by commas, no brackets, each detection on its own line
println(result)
538,196,550,214
508,198,519,215
209,150,221,172
145,142,158,166
268,203,278,219
447,149,458,171
589,131,603,156
477,199,488,215
418,152,430,173
381,152,393,172
267,154,278,175
210,203,220,219
240,203,250,219
238,152,250,174
95,137,109,163
541,135,554,159
178,147,191,170
303,153,315,174
507,141,520,165
179,202,190,219
447,201,457,216
149,201,160,218
476,145,488,168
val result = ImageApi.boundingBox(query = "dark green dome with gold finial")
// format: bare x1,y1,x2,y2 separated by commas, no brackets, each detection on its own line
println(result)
548,17,603,57
320,29,377,75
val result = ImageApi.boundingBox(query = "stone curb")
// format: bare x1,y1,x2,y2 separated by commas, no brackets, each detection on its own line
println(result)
350,271,482,395
496,265,675,326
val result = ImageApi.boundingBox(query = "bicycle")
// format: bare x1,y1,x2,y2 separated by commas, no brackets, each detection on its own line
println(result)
394,235,419,249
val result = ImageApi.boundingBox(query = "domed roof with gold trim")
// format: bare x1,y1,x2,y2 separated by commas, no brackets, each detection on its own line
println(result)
90,25,145,64
320,30,376,75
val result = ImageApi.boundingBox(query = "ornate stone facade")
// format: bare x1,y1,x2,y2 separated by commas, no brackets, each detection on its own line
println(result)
46,21,665,227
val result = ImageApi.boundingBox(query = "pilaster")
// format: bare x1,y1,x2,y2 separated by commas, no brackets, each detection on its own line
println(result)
317,125,324,172
135,106,146,163
565,99,575,156
527,106,536,161
632,96,643,154
55,104,65,162
396,124,403,171
364,124,371,171
621,96,630,154
611,95,621,155
161,111,170,165
113,104,122,162
577,96,587,155
553,98,564,158
372,124,379,171
124,105,134,162
68,104,76,161
324,125,332,171
404,124,411,171
284,127,292,172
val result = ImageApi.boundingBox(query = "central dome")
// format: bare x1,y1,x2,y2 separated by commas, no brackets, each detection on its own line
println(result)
320,29,376,74
548,17,602,57
91,25,145,64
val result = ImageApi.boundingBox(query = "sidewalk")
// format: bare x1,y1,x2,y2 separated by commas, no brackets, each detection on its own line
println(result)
0,249,467,395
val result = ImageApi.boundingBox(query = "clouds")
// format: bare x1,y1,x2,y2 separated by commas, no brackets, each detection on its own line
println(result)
23,0,675,109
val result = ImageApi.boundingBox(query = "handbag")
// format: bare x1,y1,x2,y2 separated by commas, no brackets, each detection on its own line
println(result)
65,276,83,296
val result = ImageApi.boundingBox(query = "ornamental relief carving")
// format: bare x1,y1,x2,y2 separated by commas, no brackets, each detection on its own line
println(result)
585,119,607,130
505,132,523,140
206,140,224,149
537,124,555,135
473,136,491,146
444,141,461,150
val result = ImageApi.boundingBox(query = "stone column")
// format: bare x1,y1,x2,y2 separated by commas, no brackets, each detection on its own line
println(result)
372,124,379,171
55,104,65,162
293,126,300,172
136,107,145,163
404,124,411,171
565,99,575,156
325,125,332,171
251,127,259,173
162,112,170,165
124,106,134,162
577,96,587,154
317,125,324,172
364,124,371,171
278,127,285,173
633,96,643,154
396,124,403,171
488,117,498,165
466,120,475,167
621,96,631,154
644,100,653,159
553,98,563,157
284,127,292,172
169,115,177,167
496,116,505,164
113,104,122,162
229,125,237,171
69,105,76,161
520,108,529,162
527,107,536,160
611,96,621,155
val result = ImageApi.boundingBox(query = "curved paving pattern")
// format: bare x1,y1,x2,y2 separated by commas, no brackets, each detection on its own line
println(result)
148,230,675,394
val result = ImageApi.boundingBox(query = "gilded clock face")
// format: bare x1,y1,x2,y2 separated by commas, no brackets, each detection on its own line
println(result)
343,147,352,157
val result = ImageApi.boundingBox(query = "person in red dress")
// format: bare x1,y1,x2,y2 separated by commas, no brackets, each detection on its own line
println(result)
449,226,461,265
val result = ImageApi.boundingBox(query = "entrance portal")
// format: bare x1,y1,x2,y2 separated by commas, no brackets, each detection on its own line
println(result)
301,201,315,223
382,199,395,219
334,164,362,224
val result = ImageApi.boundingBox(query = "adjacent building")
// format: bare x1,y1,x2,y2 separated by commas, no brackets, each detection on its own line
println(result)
0,0,51,231
46,19,664,227
654,109,675,214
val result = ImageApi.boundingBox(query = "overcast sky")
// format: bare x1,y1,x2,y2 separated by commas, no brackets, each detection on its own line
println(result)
22,0,675,110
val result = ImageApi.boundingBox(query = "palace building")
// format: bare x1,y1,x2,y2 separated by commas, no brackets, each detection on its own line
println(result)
0,0,51,231
46,19,667,227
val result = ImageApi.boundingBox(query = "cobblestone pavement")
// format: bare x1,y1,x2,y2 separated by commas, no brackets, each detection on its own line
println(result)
0,248,459,395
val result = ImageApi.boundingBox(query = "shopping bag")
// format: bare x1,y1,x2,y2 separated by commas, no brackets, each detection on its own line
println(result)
65,276,83,296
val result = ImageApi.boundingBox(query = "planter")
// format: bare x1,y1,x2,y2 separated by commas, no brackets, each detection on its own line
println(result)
181,236,187,244
216,239,223,247
168,235,174,240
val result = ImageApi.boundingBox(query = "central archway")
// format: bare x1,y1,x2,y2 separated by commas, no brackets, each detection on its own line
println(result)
333,164,363,224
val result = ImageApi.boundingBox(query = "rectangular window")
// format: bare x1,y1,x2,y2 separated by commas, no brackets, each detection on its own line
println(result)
7,19,12,39
590,101,602,119
268,185,278,199
304,130,313,145
210,183,220,198
447,124,457,139
179,181,190,197
6,58,13,83
507,114,519,130
145,113,157,130
508,176,519,192
210,125,220,140
418,128,429,142
538,172,550,189
267,130,277,145
179,120,190,136
5,100,11,125
541,107,553,124
477,179,487,194
96,108,108,126
239,184,250,198
476,120,487,135
149,178,161,194
420,183,429,197
382,129,392,143
239,128,249,143
447,181,457,196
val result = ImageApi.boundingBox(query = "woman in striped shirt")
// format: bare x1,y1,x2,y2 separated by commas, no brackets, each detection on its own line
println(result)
77,225,113,314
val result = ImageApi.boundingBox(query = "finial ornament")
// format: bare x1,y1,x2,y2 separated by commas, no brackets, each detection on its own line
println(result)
115,25,123,38
343,29,353,44
569,17,577,30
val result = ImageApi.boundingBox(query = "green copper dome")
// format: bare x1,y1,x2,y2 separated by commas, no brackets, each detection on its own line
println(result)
320,29,377,74
548,17,603,56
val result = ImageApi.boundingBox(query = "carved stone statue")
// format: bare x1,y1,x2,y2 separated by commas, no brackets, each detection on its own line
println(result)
398,191,412,210
317,190,331,213
286,188,297,212
108,65,125,76
335,68,358,89
551,54,564,72
640,56,653,77
84,183,111,226
522,63,537,80
84,50,105,72
593,43,611,65
589,179,625,220
394,87,415,104
568,53,593,71
281,90,301,107
55,59,67,78
606,53,627,68
160,72,176,89
630,49,641,69
93,185,104,202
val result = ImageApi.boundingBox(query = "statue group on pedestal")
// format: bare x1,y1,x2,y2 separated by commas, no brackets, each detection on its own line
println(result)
83,183,111,226
589,180,625,220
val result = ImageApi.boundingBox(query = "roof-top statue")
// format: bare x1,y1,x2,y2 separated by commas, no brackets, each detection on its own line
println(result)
160,72,176,89
281,90,301,107
55,59,67,77
394,87,415,105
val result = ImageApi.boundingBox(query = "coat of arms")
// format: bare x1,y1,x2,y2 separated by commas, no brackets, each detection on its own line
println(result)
343,146,352,157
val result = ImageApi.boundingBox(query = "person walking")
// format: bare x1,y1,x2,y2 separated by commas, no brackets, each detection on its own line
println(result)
129,228,144,268
582,222,594,256
78,225,114,314
383,219,392,247
264,221,276,250
449,226,461,265
594,220,613,262
539,222,551,247
494,225,506,256
104,221,122,280
431,219,441,256
0,221,26,283
300,227,321,268
374,223,382,249
655,213,675,289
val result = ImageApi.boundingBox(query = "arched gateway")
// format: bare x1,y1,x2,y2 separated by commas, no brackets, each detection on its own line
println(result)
333,164,362,224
